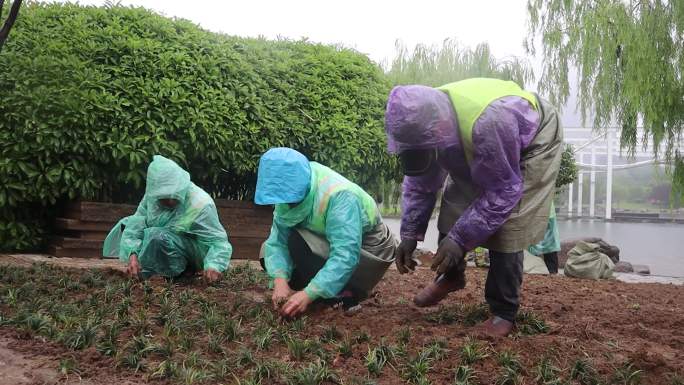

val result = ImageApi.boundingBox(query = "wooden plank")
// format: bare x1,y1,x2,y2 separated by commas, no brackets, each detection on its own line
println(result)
55,218,113,232
225,228,271,238
81,231,109,240
77,202,136,222
47,246,102,259
214,200,273,211
51,237,103,250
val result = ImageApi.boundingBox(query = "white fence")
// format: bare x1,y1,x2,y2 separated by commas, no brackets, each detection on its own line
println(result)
563,127,683,219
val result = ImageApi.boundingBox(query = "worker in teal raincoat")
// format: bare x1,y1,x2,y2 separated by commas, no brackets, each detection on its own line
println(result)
255,148,397,317
103,155,232,282
527,203,561,274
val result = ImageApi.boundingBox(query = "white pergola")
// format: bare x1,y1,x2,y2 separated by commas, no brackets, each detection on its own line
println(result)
563,127,681,220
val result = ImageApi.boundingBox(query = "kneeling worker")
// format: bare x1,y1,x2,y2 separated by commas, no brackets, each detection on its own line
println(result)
103,155,232,282
255,148,397,317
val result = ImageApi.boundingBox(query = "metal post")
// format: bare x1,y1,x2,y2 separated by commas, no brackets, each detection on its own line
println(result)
568,182,574,217
577,153,583,217
589,143,596,217
605,128,613,220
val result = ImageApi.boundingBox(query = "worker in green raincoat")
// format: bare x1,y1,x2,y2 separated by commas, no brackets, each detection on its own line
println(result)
103,155,232,282
527,203,561,274
255,148,397,317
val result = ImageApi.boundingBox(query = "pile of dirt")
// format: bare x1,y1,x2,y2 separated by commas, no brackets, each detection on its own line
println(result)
0,261,681,385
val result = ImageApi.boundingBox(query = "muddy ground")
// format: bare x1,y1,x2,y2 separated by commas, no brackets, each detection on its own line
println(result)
0,258,682,385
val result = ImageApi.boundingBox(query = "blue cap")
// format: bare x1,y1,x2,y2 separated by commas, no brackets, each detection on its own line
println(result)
255,147,311,205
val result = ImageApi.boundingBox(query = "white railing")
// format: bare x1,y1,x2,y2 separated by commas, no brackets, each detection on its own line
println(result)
563,127,683,220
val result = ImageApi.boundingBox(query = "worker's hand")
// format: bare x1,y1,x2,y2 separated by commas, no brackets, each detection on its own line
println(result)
281,290,313,318
272,278,294,309
395,239,418,274
126,254,141,278
203,269,222,283
431,237,465,275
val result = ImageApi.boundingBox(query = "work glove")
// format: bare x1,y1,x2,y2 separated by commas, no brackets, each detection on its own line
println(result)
394,239,418,274
431,237,465,275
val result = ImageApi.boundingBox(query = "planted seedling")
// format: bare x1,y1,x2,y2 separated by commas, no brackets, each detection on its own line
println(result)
236,347,256,367
320,325,342,343
208,333,226,354
454,365,477,385
496,366,520,385
497,351,522,373
150,359,179,380
58,357,82,379
460,338,488,365
461,303,489,326
516,310,549,335
116,350,145,372
570,358,600,385
425,305,460,324
130,308,150,335
222,317,242,342
495,351,522,385
62,317,100,350
535,356,562,385
365,347,388,377
96,322,122,357
149,337,174,358
211,358,233,381
398,327,412,346
668,373,684,385
337,335,354,358
289,359,338,385
355,330,371,344
178,363,211,385
252,358,288,382
403,352,432,385
253,326,275,350
178,333,195,352
287,336,310,360
612,362,642,385
420,339,449,361
288,315,308,333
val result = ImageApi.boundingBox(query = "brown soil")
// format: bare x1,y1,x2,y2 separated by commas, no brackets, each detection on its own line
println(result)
0,260,682,385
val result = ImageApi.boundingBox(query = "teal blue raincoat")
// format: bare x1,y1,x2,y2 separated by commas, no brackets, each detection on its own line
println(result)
103,155,232,276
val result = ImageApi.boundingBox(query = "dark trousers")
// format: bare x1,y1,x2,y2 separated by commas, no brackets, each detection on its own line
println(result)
485,250,524,322
543,252,559,274
438,233,523,322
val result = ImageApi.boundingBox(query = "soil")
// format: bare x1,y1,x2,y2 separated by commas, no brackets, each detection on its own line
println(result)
0,259,682,385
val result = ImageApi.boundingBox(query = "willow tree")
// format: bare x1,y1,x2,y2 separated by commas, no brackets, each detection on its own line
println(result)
527,0,684,195
386,39,534,87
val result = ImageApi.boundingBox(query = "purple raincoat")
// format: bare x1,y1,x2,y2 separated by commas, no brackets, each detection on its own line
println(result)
385,85,541,251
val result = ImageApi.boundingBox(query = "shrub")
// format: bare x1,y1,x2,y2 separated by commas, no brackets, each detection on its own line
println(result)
0,3,393,251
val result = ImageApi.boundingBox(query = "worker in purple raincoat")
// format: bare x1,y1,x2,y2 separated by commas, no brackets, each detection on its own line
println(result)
385,78,563,337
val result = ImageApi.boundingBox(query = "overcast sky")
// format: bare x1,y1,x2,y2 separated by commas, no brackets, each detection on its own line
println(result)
69,0,533,65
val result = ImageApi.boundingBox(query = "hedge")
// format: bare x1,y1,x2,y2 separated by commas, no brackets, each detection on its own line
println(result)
0,3,394,251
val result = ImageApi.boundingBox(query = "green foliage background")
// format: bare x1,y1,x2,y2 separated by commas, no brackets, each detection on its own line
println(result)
0,3,392,251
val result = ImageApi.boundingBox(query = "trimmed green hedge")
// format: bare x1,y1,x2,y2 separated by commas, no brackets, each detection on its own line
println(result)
0,3,394,251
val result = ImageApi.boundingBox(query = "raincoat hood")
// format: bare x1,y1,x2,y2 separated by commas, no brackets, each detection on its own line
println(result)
255,148,311,205
145,155,191,203
385,85,459,153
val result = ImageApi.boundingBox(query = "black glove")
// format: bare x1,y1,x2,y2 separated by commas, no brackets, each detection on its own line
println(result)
431,237,465,275
394,239,418,274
